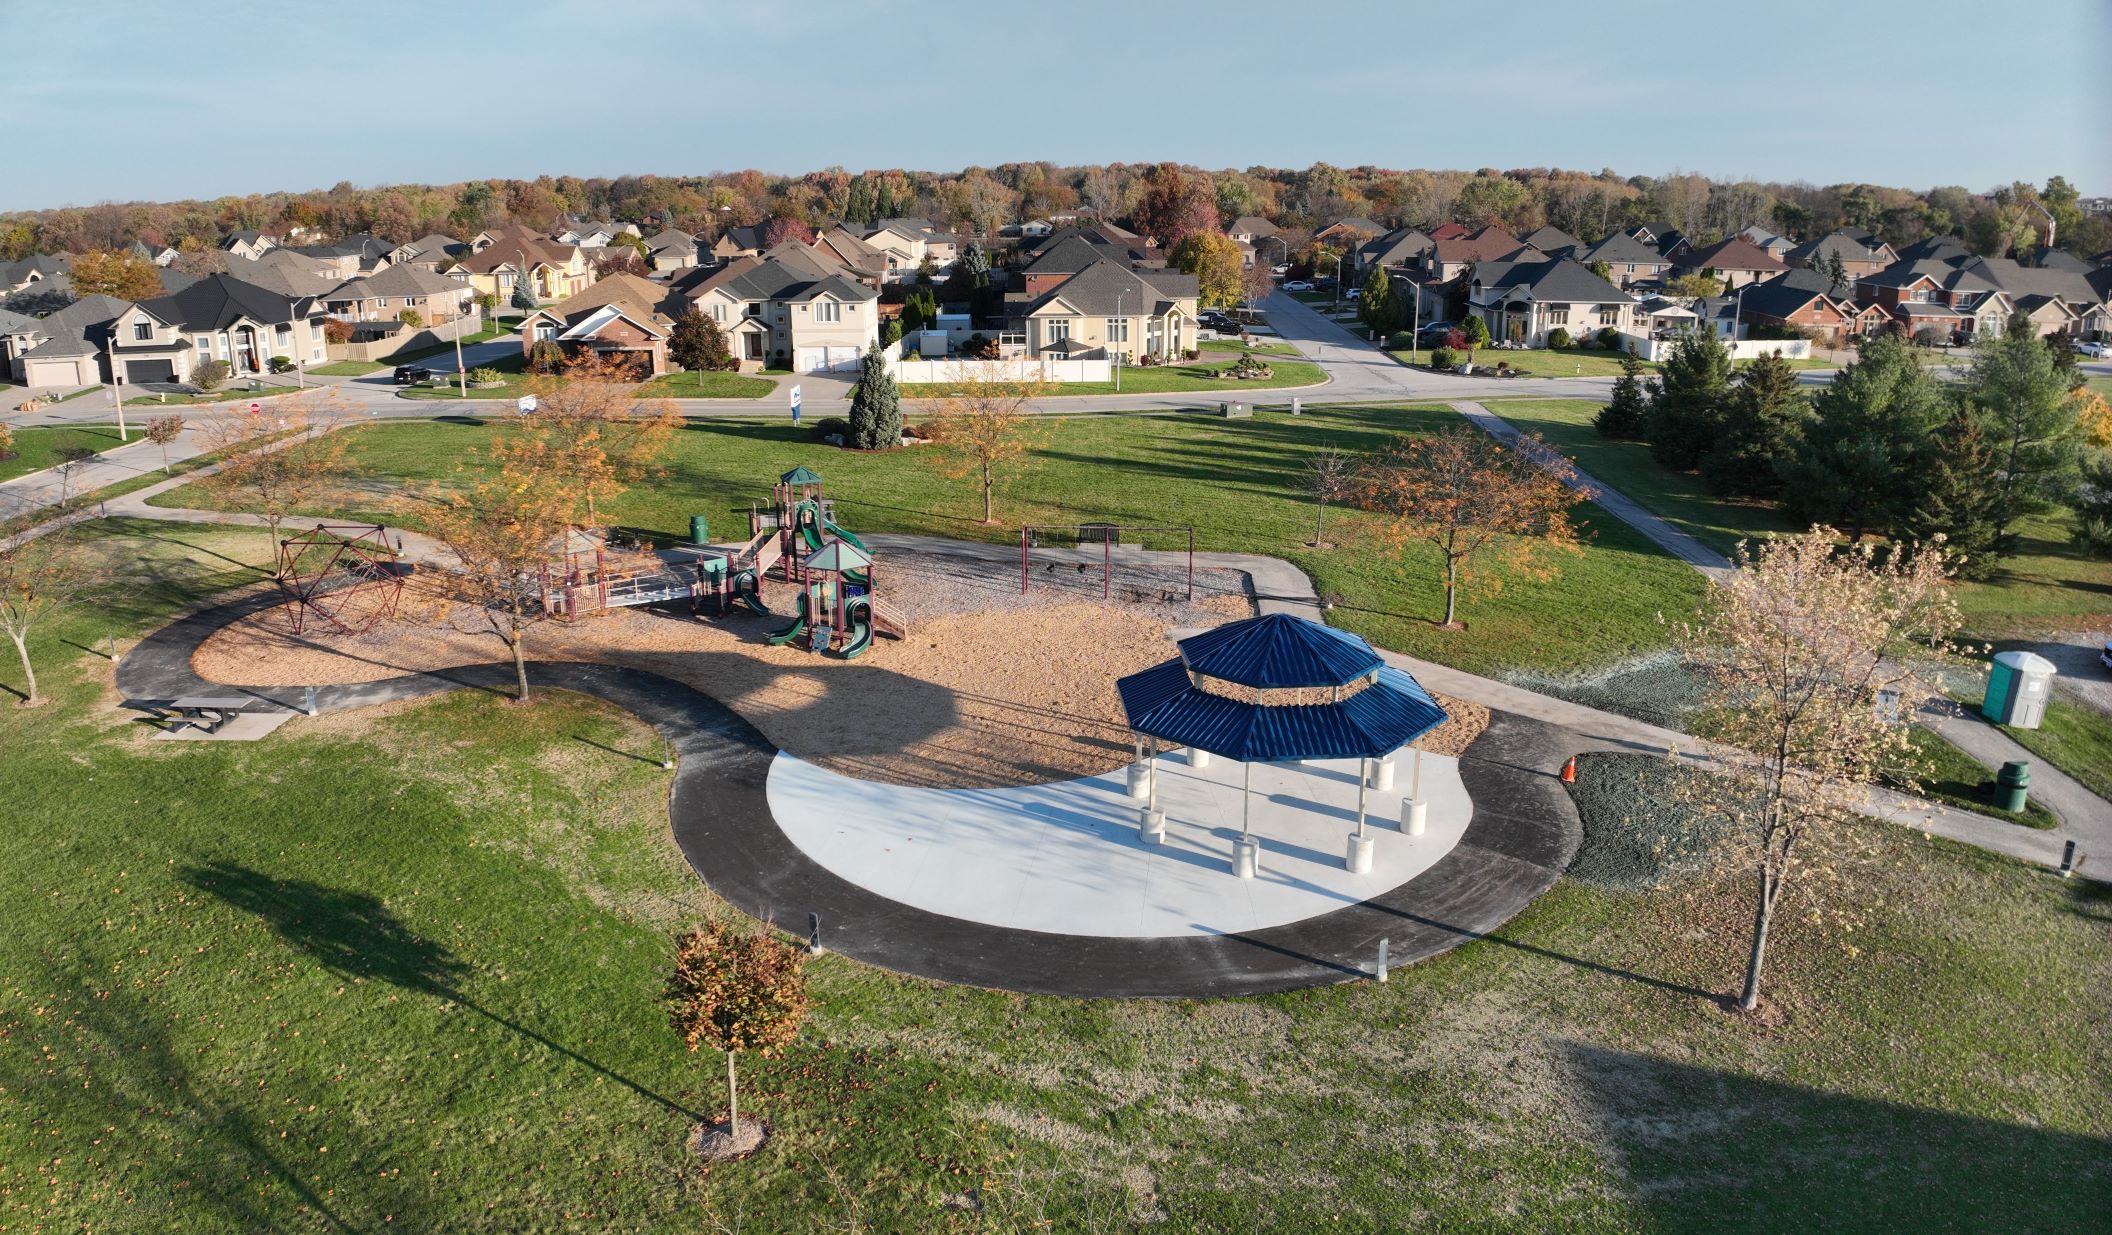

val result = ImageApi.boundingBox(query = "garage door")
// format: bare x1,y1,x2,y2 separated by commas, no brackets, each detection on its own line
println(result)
125,358,176,383
793,347,825,373
825,346,861,371
23,357,91,387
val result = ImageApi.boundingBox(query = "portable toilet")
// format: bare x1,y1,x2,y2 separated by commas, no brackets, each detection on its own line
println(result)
1982,650,2056,729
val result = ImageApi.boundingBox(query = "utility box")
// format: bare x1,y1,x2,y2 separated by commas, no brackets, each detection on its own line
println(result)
1219,401,1249,418
1982,650,2056,729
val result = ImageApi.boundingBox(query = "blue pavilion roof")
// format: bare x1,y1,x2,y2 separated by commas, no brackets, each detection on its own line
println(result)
1117,658,1447,762
1176,613,1384,689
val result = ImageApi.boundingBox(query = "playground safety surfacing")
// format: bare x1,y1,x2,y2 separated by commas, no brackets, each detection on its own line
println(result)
768,751,1472,938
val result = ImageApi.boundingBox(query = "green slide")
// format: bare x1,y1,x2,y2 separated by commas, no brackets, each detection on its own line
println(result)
840,597,875,660
766,590,811,646
821,519,868,553
730,569,770,616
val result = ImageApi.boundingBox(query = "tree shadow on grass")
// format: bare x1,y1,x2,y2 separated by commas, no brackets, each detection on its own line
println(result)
180,860,701,1121
1563,1042,2112,1233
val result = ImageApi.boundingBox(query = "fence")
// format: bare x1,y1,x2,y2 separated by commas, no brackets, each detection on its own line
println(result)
326,313,487,362
881,339,1111,384
1618,332,1812,362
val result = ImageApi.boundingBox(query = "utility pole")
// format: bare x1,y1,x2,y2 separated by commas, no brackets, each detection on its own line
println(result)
1114,289,1123,392
106,334,128,441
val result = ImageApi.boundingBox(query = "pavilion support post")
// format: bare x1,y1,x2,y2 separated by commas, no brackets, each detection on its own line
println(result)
1347,756,1376,872
1232,761,1258,879
1401,744,1429,836
1138,736,1165,844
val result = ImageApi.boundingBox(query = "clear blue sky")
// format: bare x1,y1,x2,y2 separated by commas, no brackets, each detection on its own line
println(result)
3,0,2104,212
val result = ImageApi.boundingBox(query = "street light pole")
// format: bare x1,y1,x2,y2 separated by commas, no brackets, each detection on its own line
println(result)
1114,289,1123,393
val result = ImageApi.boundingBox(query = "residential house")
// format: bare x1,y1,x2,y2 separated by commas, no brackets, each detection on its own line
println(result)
1736,225,1796,259
1519,225,1582,256
323,263,479,327
1427,222,1469,241
1949,254,2109,337
1736,268,1857,344
809,228,889,285
518,273,675,377
1892,235,1974,265
4,294,127,386
0,307,39,382
674,246,879,372
112,273,332,384
1672,236,1787,290
1627,221,1690,259
224,250,343,303
1014,234,1140,300
555,221,639,248
1576,231,1673,290
1017,219,1057,239
1315,217,1384,246
0,254,69,295
285,233,394,280
457,227,592,305
1352,227,1434,278
1018,259,1198,362
127,240,179,267
1855,259,2006,339
1404,225,1543,318
389,233,469,274
862,218,959,281
1019,224,1162,269
219,230,278,260
1227,216,1279,246
709,224,768,263
1783,230,1897,286
1466,259,1636,347
643,229,701,273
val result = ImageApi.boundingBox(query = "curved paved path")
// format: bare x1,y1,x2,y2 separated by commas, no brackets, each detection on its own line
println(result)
117,590,1581,998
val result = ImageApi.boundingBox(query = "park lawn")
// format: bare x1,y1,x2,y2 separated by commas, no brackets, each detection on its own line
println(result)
308,359,385,377
0,519,2105,1232
383,320,514,364
398,355,774,402
901,355,1327,399
1945,679,2112,803
0,423,133,482
1396,348,1649,379
1199,337,1301,357
1894,727,2059,827
155,404,1703,677
1950,508,2112,636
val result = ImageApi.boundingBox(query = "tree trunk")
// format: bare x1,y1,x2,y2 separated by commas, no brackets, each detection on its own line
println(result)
726,1051,739,1132
1739,866,1778,1011
1442,555,1460,627
7,631,35,706
509,627,529,702
981,463,994,524
1313,499,1327,545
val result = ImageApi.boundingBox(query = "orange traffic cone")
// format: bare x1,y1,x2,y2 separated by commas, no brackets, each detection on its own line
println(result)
1559,755,1578,784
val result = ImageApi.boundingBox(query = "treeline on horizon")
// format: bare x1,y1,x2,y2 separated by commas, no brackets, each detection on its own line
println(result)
2,163,2102,263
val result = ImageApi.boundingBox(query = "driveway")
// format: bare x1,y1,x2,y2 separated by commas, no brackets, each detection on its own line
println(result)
2015,632,2112,716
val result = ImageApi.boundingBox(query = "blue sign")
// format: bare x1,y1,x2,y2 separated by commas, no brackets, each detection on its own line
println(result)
789,384,802,424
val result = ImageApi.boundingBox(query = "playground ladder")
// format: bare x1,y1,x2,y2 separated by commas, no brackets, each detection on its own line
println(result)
868,596,909,638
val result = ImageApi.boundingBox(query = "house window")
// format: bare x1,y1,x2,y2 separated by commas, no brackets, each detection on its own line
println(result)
1106,317,1129,343
132,321,152,341
1046,319,1071,343
377,298,389,308
745,302,763,318
1597,306,1619,326
711,304,725,323
1625,264,1635,275
815,301,841,324
1911,288,1931,303
1545,307,1569,326
196,335,214,356
535,324,557,341
310,322,323,339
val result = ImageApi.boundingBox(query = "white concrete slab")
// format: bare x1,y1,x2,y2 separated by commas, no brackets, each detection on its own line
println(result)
766,750,1473,938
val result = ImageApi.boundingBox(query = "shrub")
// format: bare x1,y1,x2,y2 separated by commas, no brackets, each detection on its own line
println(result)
191,359,229,390
1386,330,1416,349
268,355,294,373
323,319,353,345
958,333,999,360
809,415,852,443
466,366,503,385
1596,326,1621,351
1429,346,1461,370
398,308,424,328
526,340,566,375
1547,326,1572,350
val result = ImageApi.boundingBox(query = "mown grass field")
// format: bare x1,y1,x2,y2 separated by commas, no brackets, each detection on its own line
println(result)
901,354,1328,399
0,423,134,482
395,353,777,402
0,519,2104,1232
154,404,1704,677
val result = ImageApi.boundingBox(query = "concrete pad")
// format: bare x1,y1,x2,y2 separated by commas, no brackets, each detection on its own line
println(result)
766,750,1472,938
152,712,295,741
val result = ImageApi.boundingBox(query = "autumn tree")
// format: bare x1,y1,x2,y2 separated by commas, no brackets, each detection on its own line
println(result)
0,532,91,707
1302,444,1355,547
1238,259,1275,309
1132,163,1218,248
68,249,163,300
1356,426,1591,628
0,422,14,461
144,413,185,473
668,310,736,383
924,368,1052,523
1670,529,1961,1012
665,921,809,1150
1458,314,1490,362
758,216,816,248
517,359,682,527
1169,230,1242,308
412,445,571,701
194,395,353,574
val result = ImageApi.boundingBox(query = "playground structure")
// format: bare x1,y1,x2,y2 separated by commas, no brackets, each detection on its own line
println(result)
273,523,405,635
1021,524,1196,601
765,537,887,659
690,467,908,653
538,528,701,621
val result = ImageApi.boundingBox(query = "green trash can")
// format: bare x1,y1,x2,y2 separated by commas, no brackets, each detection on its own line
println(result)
1994,760,2031,813
689,515,709,546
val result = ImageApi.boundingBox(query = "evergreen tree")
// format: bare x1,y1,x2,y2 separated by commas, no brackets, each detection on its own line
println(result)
848,343,903,449
510,266,539,311
1594,350,1651,438
1899,405,2006,579
873,179,897,222
1777,334,1949,541
844,177,874,227
1644,327,1734,470
1966,315,2085,554
959,239,990,285
1459,315,1490,360
1357,264,1398,336
1701,352,1808,497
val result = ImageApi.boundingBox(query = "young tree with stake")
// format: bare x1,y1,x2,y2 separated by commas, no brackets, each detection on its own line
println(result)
923,369,1052,524
1303,445,1355,547
515,359,681,527
1671,529,1961,1013
665,920,809,1152
144,414,185,474
0,532,90,707
1356,426,1590,628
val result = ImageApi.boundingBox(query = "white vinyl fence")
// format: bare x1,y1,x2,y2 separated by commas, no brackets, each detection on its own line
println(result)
881,340,1110,384
1618,333,1812,362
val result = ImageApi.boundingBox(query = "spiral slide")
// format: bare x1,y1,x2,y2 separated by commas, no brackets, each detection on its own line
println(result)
730,569,771,616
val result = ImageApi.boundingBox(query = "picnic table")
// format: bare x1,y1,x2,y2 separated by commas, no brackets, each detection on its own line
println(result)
169,695,253,734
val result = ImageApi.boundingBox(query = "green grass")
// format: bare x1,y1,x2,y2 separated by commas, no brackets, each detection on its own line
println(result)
308,359,385,377
1947,680,2112,803
0,423,132,482
382,321,514,364
902,356,1328,399
1199,337,1300,357
1894,727,2059,827
156,404,1704,676
0,524,2105,1230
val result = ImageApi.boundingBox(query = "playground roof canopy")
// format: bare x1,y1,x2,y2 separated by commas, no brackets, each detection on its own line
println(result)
1117,658,1447,763
806,538,873,573
1177,613,1384,689
779,466,823,486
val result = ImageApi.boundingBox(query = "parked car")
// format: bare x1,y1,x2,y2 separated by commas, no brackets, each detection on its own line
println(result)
1282,280,1314,292
2078,339,2109,358
1345,287,1361,300
393,365,433,385
2101,636,2112,671
1418,320,1457,340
